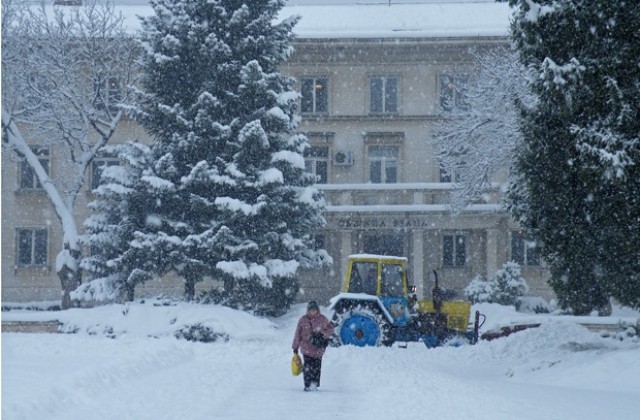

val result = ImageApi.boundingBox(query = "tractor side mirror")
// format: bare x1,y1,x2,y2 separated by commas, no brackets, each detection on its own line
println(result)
409,285,416,294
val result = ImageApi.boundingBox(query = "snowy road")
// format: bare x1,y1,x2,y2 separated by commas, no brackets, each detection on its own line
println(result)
3,304,640,420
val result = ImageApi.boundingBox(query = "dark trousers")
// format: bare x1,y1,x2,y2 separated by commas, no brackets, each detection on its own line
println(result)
302,355,322,388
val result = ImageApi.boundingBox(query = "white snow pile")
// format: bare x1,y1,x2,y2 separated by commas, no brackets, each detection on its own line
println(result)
2,298,278,341
2,301,640,420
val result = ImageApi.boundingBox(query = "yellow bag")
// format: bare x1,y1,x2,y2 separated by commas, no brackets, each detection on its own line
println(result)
291,353,303,376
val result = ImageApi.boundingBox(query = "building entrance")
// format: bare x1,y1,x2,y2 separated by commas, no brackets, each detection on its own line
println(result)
362,233,405,257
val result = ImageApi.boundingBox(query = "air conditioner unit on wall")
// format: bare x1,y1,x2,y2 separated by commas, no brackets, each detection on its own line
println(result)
333,150,354,166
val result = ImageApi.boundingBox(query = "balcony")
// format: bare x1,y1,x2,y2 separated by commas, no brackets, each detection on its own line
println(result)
316,182,503,213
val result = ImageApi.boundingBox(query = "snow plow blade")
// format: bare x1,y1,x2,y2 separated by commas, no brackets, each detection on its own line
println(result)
480,323,541,341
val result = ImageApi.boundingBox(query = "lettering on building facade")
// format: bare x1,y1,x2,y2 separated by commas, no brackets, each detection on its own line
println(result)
336,218,434,229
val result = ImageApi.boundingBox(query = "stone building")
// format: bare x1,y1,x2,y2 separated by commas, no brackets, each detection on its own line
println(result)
1,1,552,305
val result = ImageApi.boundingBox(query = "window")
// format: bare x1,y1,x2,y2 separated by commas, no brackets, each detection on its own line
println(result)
53,0,82,5
370,76,398,114
368,146,398,183
16,228,48,266
301,77,328,114
349,262,378,295
304,146,328,184
94,76,122,111
107,77,121,103
439,151,466,183
439,74,468,112
19,146,49,189
443,234,466,267
439,167,460,183
511,231,540,266
91,158,119,190
381,264,404,296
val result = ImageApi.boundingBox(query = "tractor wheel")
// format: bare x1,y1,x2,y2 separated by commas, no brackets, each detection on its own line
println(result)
332,304,391,347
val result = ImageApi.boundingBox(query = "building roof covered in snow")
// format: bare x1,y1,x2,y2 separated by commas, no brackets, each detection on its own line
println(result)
105,1,511,39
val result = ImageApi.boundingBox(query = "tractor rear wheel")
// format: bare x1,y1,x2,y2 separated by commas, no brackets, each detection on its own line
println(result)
332,303,391,347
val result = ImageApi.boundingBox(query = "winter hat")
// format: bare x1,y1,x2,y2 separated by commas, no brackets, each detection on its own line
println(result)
307,301,319,311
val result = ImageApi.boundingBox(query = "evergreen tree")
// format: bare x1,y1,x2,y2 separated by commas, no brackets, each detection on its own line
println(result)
487,262,529,306
506,0,640,313
76,143,157,302
130,0,328,312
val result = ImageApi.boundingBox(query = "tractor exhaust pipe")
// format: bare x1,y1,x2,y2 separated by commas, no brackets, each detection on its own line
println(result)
432,270,443,314
473,310,487,344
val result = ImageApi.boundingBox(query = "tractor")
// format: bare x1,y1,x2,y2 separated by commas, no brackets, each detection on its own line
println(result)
329,254,485,348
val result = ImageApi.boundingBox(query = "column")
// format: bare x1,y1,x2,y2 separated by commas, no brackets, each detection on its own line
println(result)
485,228,499,279
338,230,353,289
412,232,425,299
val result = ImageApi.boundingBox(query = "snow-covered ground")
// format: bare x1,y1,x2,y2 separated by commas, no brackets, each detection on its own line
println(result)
2,301,639,420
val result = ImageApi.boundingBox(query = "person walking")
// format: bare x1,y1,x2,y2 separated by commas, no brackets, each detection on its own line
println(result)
292,301,334,391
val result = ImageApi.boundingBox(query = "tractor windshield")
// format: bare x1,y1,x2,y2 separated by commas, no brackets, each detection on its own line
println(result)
349,262,378,294
381,264,404,296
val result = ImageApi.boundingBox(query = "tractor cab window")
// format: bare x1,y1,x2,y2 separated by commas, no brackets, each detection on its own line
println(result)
349,262,378,295
381,264,404,296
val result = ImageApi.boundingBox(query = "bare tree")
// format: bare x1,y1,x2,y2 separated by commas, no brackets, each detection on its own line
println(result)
433,46,535,212
2,0,139,308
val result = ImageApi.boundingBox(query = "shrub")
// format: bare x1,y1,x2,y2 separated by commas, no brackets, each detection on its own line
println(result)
487,262,529,306
600,321,639,343
174,324,230,343
465,262,530,306
464,275,492,303
516,296,550,313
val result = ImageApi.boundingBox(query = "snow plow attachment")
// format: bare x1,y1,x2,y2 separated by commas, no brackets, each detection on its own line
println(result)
417,300,471,334
480,323,541,341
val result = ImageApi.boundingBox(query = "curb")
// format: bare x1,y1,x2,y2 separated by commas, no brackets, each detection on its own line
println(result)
2,321,61,333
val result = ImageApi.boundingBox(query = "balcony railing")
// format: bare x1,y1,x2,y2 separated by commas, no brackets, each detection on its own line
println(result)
316,182,503,213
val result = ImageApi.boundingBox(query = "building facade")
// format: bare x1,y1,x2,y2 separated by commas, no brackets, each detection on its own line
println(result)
1,2,553,305
284,34,551,303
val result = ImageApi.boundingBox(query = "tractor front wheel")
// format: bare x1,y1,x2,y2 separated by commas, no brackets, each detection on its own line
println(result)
333,304,391,347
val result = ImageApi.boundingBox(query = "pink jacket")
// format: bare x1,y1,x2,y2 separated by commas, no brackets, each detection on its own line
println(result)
292,312,334,358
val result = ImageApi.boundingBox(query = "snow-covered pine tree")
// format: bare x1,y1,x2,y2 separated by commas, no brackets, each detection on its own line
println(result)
131,0,328,312
76,143,158,302
487,262,529,306
506,0,640,313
